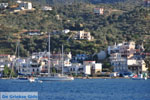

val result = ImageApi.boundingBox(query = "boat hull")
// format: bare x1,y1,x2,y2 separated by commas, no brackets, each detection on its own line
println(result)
12,79,29,82
132,77,147,80
39,76,74,81
12,77,36,82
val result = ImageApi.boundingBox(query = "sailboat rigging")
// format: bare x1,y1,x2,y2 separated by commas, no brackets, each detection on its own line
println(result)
38,33,74,81
9,40,19,79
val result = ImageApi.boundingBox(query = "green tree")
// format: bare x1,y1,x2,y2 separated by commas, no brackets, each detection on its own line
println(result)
52,67,57,73
144,56,150,73
3,65,10,77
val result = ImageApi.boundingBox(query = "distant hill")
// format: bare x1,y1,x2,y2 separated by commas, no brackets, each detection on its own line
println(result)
28,0,129,5
0,0,142,6
87,0,126,4
0,0,149,56
28,0,143,8
44,0,125,4
28,0,86,5
0,0,142,4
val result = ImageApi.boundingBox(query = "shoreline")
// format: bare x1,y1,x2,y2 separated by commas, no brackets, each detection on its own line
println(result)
1,76,149,80
74,76,128,79
0,77,123,79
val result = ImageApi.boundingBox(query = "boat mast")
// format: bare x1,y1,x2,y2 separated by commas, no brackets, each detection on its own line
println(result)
9,40,19,78
17,41,20,58
48,33,51,75
61,45,64,75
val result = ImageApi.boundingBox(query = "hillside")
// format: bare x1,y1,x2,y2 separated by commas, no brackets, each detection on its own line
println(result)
0,0,150,56
28,0,142,5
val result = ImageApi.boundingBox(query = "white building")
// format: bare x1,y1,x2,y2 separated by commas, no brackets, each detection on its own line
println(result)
94,8,104,15
62,29,70,34
17,1,32,10
26,30,44,36
0,54,10,62
108,41,148,74
69,63,81,75
108,41,136,58
69,64,91,75
110,53,147,74
127,59,147,74
84,65,91,75
0,3,8,9
17,58,41,75
75,30,93,41
0,54,15,72
108,43,122,55
83,61,102,75
68,61,102,76
92,63,102,74
111,57,128,72
119,42,135,58
0,63,4,72
42,6,52,11
31,52,72,72
110,52,128,72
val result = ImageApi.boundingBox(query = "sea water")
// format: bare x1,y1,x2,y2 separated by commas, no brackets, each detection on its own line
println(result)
0,79,150,100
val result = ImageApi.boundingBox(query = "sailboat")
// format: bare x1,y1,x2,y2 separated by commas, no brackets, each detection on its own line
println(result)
11,41,36,82
38,33,74,81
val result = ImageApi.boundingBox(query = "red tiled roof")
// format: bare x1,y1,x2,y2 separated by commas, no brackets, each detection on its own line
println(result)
0,54,9,56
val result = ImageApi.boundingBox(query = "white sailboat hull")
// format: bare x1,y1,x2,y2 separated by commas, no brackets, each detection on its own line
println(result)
39,76,74,81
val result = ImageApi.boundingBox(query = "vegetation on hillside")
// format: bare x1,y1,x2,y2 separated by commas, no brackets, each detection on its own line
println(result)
0,0,150,57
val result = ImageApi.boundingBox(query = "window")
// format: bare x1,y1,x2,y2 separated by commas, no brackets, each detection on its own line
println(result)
73,68,75,71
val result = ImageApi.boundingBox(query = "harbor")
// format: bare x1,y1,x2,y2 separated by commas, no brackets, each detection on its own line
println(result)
0,0,150,100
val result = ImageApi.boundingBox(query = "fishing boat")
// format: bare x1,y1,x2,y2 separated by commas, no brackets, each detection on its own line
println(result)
38,33,74,81
132,73,148,80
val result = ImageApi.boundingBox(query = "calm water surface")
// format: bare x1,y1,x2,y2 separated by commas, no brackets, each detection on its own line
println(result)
0,79,150,100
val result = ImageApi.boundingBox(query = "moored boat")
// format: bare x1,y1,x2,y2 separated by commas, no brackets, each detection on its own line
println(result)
12,77,36,82
39,74,74,81
38,34,74,81
28,77,36,82
132,74,148,80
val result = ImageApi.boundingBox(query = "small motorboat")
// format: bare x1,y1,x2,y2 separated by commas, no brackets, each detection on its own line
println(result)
132,74,147,80
12,77,28,82
28,77,36,82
